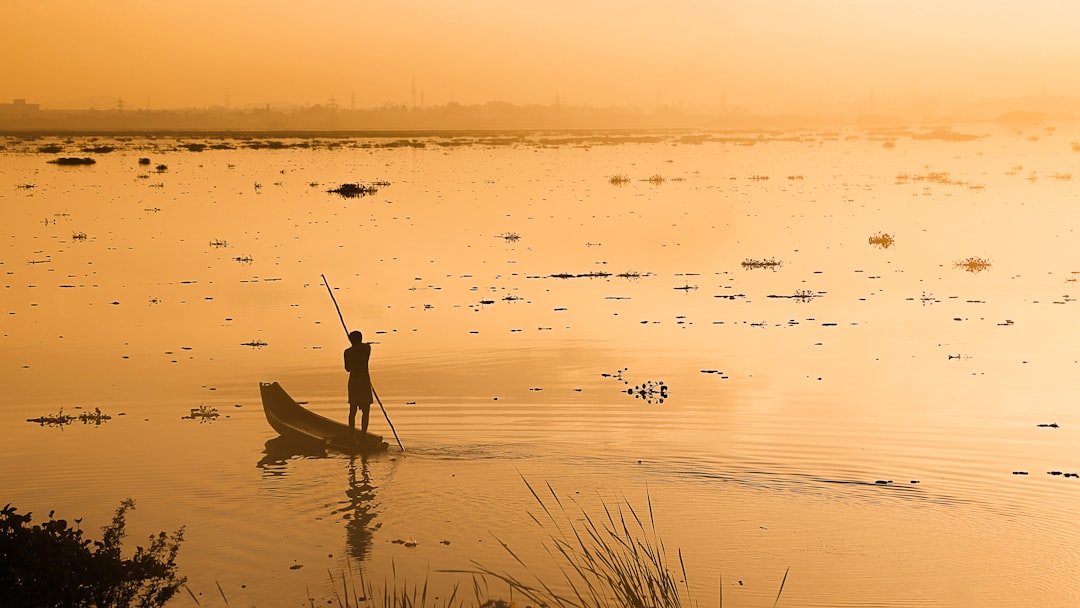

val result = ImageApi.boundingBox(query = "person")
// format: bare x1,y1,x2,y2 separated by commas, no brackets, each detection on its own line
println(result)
344,330,373,440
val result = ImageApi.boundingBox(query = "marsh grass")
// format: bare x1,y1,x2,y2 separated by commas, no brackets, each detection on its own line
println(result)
454,478,697,608
322,560,474,608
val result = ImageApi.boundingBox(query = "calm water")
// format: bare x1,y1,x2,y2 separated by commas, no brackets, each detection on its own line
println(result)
3,126,1080,607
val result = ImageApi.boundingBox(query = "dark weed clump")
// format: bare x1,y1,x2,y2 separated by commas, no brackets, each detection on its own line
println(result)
328,183,380,198
741,258,782,270
868,232,895,248
955,256,991,273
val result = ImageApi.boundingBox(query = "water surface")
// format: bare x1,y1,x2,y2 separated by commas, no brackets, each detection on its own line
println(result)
2,127,1079,607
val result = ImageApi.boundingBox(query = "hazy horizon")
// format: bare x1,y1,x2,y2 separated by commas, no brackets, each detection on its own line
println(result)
7,1,1080,114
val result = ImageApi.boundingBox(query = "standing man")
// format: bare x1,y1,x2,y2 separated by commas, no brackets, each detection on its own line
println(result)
344,330,373,440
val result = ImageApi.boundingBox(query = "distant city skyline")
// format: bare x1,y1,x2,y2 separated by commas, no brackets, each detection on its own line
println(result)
6,1,1080,116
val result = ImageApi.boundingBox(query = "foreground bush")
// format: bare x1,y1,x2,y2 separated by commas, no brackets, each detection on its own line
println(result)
0,499,185,608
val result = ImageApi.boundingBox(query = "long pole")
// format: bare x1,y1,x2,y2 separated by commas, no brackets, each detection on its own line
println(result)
322,274,405,452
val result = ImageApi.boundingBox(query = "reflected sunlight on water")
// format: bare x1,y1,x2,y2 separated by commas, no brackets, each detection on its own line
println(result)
3,128,1080,606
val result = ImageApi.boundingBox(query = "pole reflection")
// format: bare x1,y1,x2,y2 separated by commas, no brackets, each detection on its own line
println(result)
334,456,380,560
256,438,381,561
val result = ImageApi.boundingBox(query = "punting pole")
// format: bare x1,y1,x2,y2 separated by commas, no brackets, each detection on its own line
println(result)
321,273,404,452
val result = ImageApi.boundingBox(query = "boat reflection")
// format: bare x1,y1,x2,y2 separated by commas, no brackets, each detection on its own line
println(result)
256,436,328,474
256,437,380,560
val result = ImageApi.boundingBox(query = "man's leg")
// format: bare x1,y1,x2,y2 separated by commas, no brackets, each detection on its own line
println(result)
361,403,371,434
349,402,358,432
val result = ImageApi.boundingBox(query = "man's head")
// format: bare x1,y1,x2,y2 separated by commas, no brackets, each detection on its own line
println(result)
348,330,364,345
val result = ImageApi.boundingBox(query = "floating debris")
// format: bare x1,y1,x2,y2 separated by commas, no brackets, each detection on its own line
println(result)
232,255,254,264
242,339,268,348
209,239,229,248
328,182,379,198
609,174,631,186
71,232,87,241
182,405,220,422
497,232,521,242
391,538,418,547
1037,423,1060,428
643,174,665,185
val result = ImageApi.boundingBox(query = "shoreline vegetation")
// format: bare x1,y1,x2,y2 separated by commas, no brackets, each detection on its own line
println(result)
6,481,786,607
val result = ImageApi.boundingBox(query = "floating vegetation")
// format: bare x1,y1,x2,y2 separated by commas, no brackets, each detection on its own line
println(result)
741,257,782,270
1052,172,1073,181
496,232,521,242
550,271,612,279
328,182,380,198
768,289,819,301
242,339,268,348
16,183,35,189
894,171,969,187
617,270,645,279
955,256,992,273
80,145,115,154
209,239,229,248
868,232,895,248
232,255,254,264
627,380,669,404
138,157,151,165
48,157,96,166
37,144,64,154
155,164,168,172
609,174,631,186
673,283,698,291
749,174,770,181
71,232,88,241
182,405,220,422
27,407,112,427
26,409,75,427
181,143,207,152
76,407,112,425
787,174,805,180
644,174,665,185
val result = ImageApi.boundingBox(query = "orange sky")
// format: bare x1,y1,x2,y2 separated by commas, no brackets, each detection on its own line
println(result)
5,1,1080,111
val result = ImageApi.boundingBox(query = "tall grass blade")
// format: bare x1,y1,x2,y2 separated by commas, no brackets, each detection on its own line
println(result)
183,584,201,606
772,566,790,608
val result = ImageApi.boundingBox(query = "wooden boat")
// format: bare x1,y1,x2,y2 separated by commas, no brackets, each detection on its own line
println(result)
259,382,389,453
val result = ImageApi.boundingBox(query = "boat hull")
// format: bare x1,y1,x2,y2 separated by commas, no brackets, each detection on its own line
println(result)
259,382,389,453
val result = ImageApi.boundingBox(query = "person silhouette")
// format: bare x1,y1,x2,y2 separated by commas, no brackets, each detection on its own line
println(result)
344,330,373,440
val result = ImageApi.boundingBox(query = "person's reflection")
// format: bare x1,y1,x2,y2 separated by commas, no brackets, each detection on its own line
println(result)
334,455,379,560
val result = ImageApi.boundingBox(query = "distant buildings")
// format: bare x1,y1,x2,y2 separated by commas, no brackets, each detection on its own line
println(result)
0,99,41,115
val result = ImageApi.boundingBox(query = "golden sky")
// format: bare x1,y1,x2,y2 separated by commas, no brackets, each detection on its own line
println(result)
5,0,1080,111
